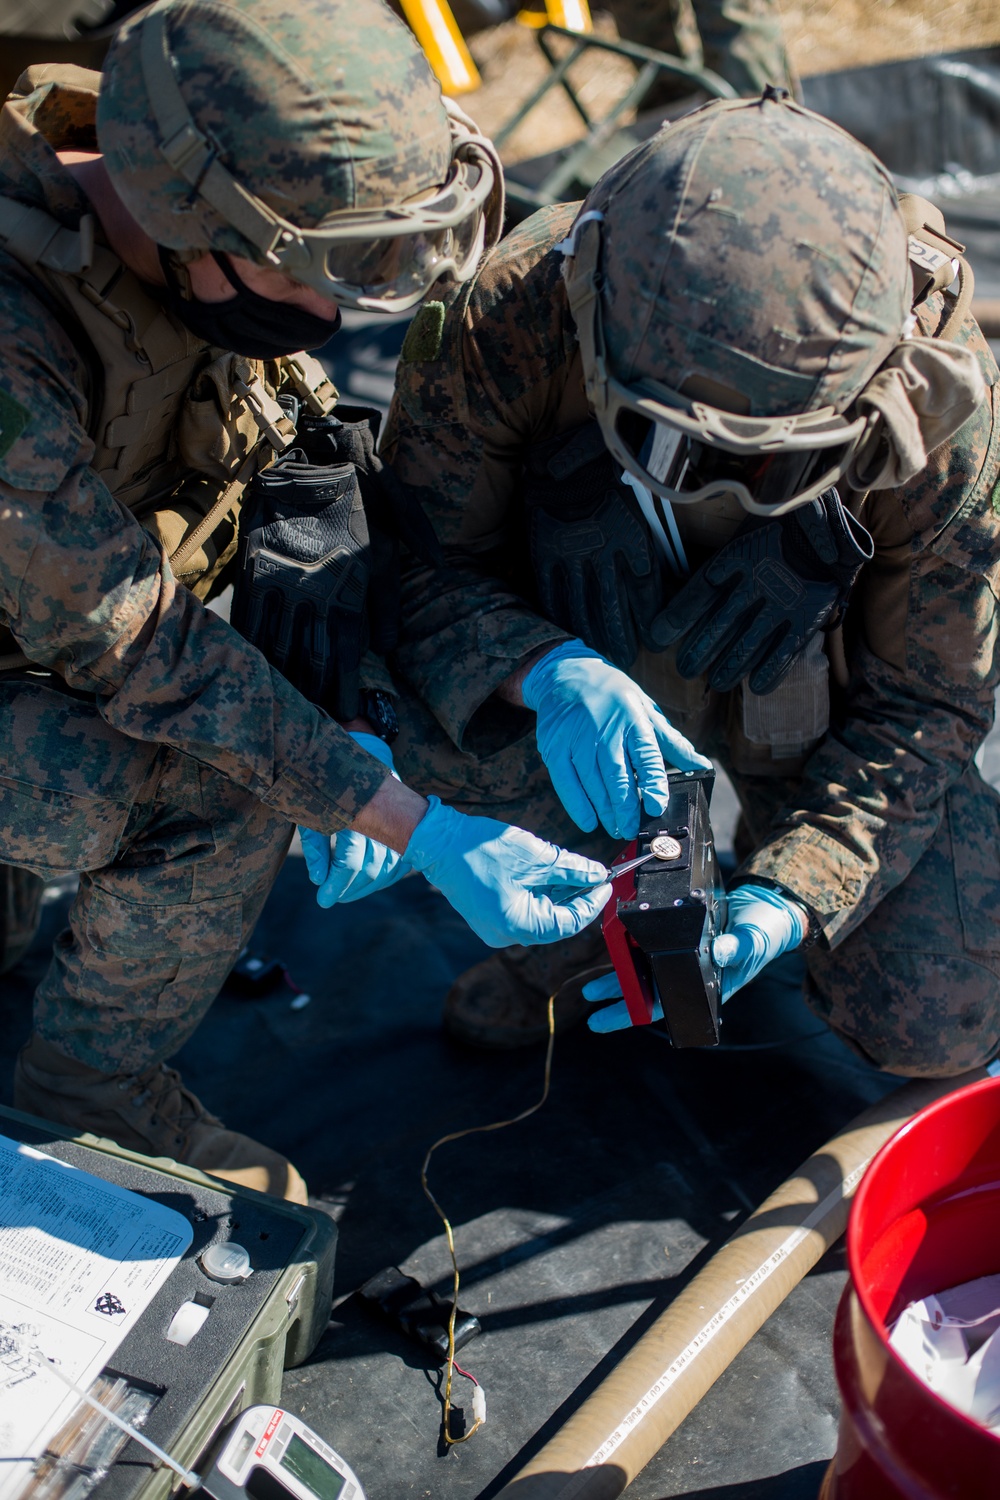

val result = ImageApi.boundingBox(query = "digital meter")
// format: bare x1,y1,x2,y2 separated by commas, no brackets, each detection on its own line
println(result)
203,1406,366,1500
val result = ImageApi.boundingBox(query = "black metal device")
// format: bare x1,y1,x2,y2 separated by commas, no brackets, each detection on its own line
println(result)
601,766,726,1048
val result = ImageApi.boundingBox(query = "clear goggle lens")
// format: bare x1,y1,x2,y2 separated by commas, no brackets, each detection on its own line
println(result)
612,408,857,516
322,210,485,305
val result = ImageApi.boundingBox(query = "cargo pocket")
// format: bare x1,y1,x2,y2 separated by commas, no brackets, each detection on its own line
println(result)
83,883,244,1034
0,681,157,875
0,776,133,875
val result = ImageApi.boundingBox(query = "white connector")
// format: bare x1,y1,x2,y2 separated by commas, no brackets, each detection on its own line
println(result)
472,1385,487,1427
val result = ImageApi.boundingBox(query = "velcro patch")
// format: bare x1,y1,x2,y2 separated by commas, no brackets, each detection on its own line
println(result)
0,387,30,462
400,301,445,364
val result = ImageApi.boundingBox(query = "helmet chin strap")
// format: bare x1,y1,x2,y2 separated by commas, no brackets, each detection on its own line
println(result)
560,210,610,410
555,209,604,260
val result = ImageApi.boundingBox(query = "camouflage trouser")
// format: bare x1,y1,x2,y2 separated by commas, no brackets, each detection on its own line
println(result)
392,661,1000,1079
0,678,291,1073
607,0,797,100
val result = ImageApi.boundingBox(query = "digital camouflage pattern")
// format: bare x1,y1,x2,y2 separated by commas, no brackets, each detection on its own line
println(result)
98,0,454,261
31,728,294,1072
384,196,1000,1076
0,75,393,1067
607,0,796,100
578,96,910,418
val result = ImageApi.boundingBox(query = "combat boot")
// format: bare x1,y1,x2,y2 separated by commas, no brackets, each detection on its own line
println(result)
14,1035,308,1204
443,922,611,1049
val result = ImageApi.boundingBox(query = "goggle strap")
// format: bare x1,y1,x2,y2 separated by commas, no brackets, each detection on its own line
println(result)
450,119,504,253
563,215,608,402
141,4,290,261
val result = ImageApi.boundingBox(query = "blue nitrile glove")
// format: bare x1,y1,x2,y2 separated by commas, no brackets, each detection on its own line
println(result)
521,640,711,840
711,884,808,1000
404,796,612,947
582,882,807,1032
299,733,412,907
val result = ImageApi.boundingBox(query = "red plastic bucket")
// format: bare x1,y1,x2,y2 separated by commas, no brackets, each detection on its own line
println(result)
825,1076,1000,1499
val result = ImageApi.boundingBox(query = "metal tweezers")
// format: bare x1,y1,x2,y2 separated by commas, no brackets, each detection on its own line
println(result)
607,850,662,880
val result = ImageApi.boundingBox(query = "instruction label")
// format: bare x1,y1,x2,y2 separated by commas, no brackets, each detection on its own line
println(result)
0,1134,192,1499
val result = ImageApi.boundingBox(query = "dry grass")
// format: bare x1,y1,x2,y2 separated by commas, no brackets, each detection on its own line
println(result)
781,0,1000,75
462,0,1000,161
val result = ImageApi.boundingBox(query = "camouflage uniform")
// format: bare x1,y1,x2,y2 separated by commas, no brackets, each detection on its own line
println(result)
607,0,796,101
0,67,392,1071
383,201,1000,1078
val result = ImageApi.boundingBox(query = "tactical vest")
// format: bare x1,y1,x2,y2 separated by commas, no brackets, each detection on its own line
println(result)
0,194,336,599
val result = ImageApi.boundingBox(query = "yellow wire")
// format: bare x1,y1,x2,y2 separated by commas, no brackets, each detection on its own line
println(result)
420,990,559,1446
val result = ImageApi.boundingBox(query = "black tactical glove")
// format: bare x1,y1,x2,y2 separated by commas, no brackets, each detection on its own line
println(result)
653,487,874,695
297,404,440,655
523,420,667,669
232,448,371,721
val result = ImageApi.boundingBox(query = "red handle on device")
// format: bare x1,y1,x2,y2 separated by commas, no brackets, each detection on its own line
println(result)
600,840,657,1025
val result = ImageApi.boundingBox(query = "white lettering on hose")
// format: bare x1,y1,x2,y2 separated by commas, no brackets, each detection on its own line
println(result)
583,1158,871,1468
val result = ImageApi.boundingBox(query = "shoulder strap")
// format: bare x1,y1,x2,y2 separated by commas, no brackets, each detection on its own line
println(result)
899,192,974,341
0,194,95,276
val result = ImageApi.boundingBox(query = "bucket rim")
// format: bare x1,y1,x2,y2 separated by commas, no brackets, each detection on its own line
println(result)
846,1073,1000,1445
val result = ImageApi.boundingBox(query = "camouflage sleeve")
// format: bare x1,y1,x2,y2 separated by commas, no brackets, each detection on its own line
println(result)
0,326,388,835
743,308,1000,945
383,205,581,752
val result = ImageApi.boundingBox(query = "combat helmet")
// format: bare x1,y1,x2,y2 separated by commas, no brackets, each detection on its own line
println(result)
561,91,982,514
97,0,503,312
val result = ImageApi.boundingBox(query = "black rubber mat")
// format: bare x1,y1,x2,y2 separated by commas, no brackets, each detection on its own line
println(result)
0,865,896,1499
803,48,1000,299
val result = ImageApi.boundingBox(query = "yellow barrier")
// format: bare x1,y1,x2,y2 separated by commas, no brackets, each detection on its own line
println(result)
517,0,593,32
399,0,482,93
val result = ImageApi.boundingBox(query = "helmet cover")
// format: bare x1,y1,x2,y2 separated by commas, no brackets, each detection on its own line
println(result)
97,0,455,261
573,93,910,419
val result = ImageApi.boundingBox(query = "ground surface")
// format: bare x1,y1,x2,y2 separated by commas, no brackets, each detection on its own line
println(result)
459,1,1000,162
1,858,903,1500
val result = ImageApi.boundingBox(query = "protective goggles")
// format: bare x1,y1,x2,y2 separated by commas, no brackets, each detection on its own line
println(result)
563,212,875,517
601,382,874,517
141,5,502,313
274,139,496,313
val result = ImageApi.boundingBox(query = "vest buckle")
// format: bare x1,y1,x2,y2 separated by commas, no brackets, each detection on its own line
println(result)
234,372,296,450
282,351,338,416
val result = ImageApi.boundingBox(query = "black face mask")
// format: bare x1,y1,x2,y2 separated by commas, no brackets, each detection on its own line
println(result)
158,248,341,360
